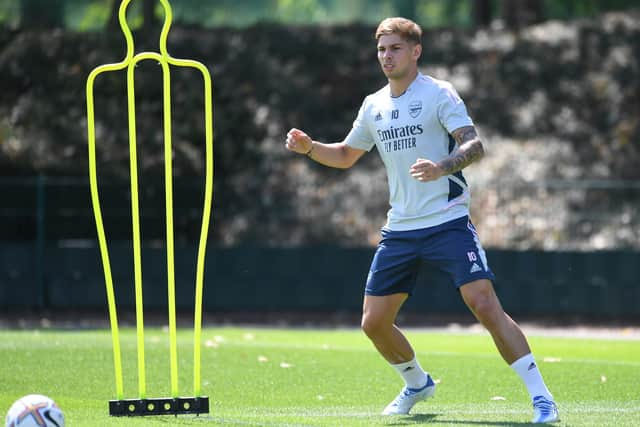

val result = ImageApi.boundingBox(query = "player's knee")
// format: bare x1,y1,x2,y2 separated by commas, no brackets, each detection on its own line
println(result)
470,296,495,320
361,313,386,339
465,289,500,322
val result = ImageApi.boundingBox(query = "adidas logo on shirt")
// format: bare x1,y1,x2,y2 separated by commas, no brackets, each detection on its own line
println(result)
470,263,482,273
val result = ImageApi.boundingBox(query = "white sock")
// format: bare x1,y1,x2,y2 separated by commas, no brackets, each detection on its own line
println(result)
391,356,429,389
510,353,553,401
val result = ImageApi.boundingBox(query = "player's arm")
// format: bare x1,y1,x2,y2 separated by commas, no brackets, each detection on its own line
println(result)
285,128,366,169
439,125,485,174
409,126,484,182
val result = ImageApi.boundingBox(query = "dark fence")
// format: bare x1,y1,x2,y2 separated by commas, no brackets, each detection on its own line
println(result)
0,176,206,241
0,176,638,318
0,242,638,318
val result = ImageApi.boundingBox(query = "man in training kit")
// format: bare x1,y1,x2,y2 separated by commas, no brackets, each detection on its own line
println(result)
285,17,559,423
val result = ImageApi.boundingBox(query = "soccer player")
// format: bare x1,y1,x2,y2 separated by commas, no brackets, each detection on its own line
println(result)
285,17,558,424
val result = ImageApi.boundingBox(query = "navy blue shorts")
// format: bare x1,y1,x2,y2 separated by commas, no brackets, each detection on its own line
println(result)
365,215,495,296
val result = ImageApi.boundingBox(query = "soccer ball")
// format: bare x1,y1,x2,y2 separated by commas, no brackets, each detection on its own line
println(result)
5,395,64,427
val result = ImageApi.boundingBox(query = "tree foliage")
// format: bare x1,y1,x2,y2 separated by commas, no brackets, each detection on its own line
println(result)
1,0,638,30
20,0,65,28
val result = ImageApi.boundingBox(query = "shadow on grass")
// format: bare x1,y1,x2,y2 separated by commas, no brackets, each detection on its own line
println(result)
149,414,215,424
382,413,438,425
383,413,552,426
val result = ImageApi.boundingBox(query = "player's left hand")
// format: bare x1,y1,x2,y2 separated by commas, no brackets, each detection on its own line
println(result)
410,158,444,182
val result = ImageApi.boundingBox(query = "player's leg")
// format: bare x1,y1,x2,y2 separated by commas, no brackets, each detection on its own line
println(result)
363,228,436,415
459,278,529,363
424,216,558,423
362,294,435,415
459,279,558,423
361,293,413,363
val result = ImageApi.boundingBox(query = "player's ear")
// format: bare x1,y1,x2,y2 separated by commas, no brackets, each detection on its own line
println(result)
412,43,422,60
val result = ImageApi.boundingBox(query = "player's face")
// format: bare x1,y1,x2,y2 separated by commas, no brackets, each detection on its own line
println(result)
377,34,420,80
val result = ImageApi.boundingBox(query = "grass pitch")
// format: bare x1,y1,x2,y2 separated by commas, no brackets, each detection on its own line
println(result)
1,325,639,426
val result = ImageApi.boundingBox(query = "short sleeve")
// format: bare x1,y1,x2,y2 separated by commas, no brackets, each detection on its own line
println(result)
436,83,474,134
344,98,376,152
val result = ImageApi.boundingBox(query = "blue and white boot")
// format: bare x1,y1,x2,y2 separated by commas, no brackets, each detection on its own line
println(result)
382,375,436,415
532,395,559,423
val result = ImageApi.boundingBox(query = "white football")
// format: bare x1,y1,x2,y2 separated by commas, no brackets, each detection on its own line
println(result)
5,395,64,427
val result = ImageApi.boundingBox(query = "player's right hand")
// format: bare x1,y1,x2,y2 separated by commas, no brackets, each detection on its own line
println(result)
286,128,313,154
410,157,444,182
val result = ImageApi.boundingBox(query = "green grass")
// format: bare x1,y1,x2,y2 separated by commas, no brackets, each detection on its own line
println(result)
1,326,639,426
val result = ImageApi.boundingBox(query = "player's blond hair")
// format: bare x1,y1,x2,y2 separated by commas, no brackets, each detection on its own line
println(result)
375,17,422,45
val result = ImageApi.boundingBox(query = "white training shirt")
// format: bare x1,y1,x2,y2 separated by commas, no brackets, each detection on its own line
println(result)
344,72,473,231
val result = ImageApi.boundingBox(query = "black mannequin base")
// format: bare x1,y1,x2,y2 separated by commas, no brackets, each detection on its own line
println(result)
109,396,209,416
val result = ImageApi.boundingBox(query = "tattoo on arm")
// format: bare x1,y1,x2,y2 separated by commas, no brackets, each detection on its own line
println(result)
438,126,485,174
